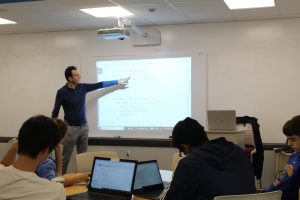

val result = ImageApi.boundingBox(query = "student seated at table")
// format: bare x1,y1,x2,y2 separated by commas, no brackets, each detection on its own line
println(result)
164,117,256,200
1,118,89,186
35,118,66,179
0,115,65,200
268,115,300,200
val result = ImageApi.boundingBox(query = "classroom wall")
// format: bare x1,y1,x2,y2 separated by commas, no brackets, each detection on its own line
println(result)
1,17,300,188
1,17,300,142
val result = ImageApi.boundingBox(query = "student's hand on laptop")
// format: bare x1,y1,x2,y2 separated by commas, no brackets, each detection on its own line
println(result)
51,176,65,183
63,172,90,186
78,172,90,182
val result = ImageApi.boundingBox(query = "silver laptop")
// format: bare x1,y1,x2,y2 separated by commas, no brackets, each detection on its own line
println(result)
67,157,136,200
207,110,237,131
133,160,169,200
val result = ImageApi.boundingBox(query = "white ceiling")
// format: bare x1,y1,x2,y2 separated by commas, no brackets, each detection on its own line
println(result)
0,0,300,34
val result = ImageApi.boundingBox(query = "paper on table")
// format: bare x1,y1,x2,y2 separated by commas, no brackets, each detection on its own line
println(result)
159,170,173,183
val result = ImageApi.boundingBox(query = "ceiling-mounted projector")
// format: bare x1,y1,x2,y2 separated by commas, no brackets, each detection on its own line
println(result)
97,27,130,40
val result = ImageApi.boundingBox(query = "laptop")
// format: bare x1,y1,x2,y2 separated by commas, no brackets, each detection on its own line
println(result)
207,110,237,131
133,160,169,200
67,157,137,200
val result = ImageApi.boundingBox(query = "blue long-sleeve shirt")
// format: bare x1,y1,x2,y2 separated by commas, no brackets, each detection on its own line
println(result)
52,81,118,125
35,156,56,180
268,152,300,200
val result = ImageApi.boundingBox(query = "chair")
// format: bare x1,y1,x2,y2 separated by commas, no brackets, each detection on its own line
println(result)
171,152,181,171
214,190,282,200
236,116,264,187
75,151,119,172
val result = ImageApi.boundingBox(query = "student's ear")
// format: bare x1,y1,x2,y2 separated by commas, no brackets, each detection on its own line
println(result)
40,147,51,156
181,144,192,155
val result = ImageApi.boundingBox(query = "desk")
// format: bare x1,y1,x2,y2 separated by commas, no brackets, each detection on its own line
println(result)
64,185,150,200
205,128,245,149
65,185,88,196
64,170,172,199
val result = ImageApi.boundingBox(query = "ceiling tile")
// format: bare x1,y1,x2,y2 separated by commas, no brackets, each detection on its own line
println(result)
231,7,279,19
278,5,300,17
0,0,300,34
124,3,191,25
275,0,300,6
111,0,163,5
186,10,233,21
168,0,228,11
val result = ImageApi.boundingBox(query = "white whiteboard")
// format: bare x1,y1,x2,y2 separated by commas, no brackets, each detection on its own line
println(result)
81,53,207,138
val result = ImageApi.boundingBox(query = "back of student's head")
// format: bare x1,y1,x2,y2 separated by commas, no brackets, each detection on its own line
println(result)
18,115,61,159
172,117,208,149
283,115,300,137
52,118,67,140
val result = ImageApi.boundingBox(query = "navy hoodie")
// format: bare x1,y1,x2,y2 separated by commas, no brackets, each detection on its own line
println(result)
164,137,256,200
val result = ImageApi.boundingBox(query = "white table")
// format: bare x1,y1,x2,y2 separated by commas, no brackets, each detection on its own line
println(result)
205,128,246,149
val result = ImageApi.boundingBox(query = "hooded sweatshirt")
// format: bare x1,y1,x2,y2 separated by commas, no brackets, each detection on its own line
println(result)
164,137,256,200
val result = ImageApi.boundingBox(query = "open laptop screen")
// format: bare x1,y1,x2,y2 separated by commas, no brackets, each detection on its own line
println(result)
90,158,136,192
134,161,163,190
207,110,237,131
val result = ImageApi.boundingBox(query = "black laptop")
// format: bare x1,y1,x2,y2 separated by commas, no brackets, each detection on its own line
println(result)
67,157,137,200
133,160,169,200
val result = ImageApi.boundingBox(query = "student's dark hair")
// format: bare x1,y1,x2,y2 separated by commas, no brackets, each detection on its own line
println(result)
18,115,61,159
52,118,67,140
65,66,77,81
172,117,208,149
283,115,300,137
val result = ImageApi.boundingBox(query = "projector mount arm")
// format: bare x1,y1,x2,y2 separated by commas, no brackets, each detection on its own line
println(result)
117,17,148,38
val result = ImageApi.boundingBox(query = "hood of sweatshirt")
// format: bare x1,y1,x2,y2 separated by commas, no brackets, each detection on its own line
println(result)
193,137,238,170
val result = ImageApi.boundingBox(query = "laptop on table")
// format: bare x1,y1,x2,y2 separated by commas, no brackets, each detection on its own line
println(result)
67,157,137,200
133,160,169,200
207,110,237,131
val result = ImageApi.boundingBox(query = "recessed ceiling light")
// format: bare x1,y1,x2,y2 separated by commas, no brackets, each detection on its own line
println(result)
80,6,134,18
224,0,275,10
0,18,17,25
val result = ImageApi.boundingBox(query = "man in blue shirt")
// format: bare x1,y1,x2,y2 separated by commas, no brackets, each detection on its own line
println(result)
268,115,300,200
52,66,129,173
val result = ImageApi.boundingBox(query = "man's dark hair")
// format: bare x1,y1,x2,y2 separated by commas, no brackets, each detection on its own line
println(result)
18,115,61,159
283,115,300,137
65,66,77,81
172,117,208,149
53,118,67,140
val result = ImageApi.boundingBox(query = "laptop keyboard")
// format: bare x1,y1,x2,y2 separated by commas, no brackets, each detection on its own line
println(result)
67,192,130,200
163,181,170,189
134,189,165,200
